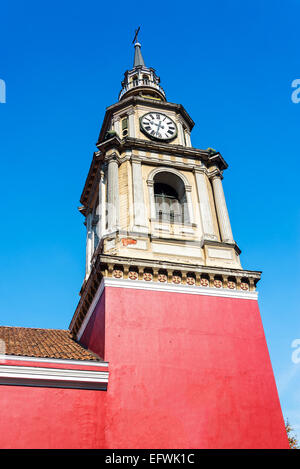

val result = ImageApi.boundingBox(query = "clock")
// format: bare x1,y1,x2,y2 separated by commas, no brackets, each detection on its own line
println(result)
140,112,177,141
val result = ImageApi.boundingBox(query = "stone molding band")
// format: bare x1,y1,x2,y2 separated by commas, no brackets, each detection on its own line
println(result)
0,363,109,390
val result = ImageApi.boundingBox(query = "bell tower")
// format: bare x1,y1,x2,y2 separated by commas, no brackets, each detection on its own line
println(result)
69,37,288,449
77,37,245,282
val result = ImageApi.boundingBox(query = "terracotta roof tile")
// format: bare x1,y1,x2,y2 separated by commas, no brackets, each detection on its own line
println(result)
0,326,102,362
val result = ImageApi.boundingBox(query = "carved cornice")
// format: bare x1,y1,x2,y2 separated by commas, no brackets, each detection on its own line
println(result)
69,253,262,337
201,239,242,256
79,152,102,208
131,154,143,163
193,166,209,177
104,152,131,167
127,107,135,116
208,168,223,181
96,135,122,153
97,136,228,169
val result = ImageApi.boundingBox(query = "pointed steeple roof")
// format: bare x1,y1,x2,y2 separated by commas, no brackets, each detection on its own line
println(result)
133,42,145,68
118,30,166,101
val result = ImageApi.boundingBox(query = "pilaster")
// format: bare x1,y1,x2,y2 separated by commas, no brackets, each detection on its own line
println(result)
128,109,136,138
85,212,93,278
106,154,120,233
131,155,148,233
113,116,121,137
97,170,106,240
194,168,218,241
211,172,234,244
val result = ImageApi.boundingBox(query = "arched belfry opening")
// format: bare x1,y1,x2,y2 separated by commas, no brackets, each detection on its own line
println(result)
153,171,189,224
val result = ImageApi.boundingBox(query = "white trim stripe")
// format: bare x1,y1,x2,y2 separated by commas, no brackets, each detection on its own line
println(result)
0,364,109,390
0,354,108,368
104,277,258,300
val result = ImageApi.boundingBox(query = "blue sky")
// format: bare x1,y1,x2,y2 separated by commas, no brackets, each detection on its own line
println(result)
1,0,300,439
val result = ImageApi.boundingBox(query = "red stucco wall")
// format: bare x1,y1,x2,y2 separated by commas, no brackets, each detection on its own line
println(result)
0,385,107,449
0,286,289,449
81,286,289,449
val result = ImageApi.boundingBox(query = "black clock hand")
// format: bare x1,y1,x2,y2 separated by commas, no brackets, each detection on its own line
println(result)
153,122,165,129
156,121,162,136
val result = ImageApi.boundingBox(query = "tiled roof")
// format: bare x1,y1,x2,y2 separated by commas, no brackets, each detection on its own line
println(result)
0,326,102,362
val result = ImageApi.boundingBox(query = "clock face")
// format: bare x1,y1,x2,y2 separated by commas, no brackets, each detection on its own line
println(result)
140,112,177,141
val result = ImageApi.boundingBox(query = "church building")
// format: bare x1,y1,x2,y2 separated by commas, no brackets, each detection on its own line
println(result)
0,37,289,449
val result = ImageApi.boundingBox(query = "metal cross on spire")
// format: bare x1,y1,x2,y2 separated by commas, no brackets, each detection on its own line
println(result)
132,26,141,44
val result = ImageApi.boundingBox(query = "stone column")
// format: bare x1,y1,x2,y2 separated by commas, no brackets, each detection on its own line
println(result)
179,124,185,146
176,115,185,145
185,131,192,148
132,156,148,233
128,109,135,138
107,155,119,233
85,212,93,278
113,116,121,137
194,169,217,240
211,174,234,243
147,180,157,220
97,170,106,240
185,186,194,224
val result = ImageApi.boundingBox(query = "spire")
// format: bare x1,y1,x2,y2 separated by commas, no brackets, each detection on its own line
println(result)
132,28,145,67
133,42,145,68
118,28,166,101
